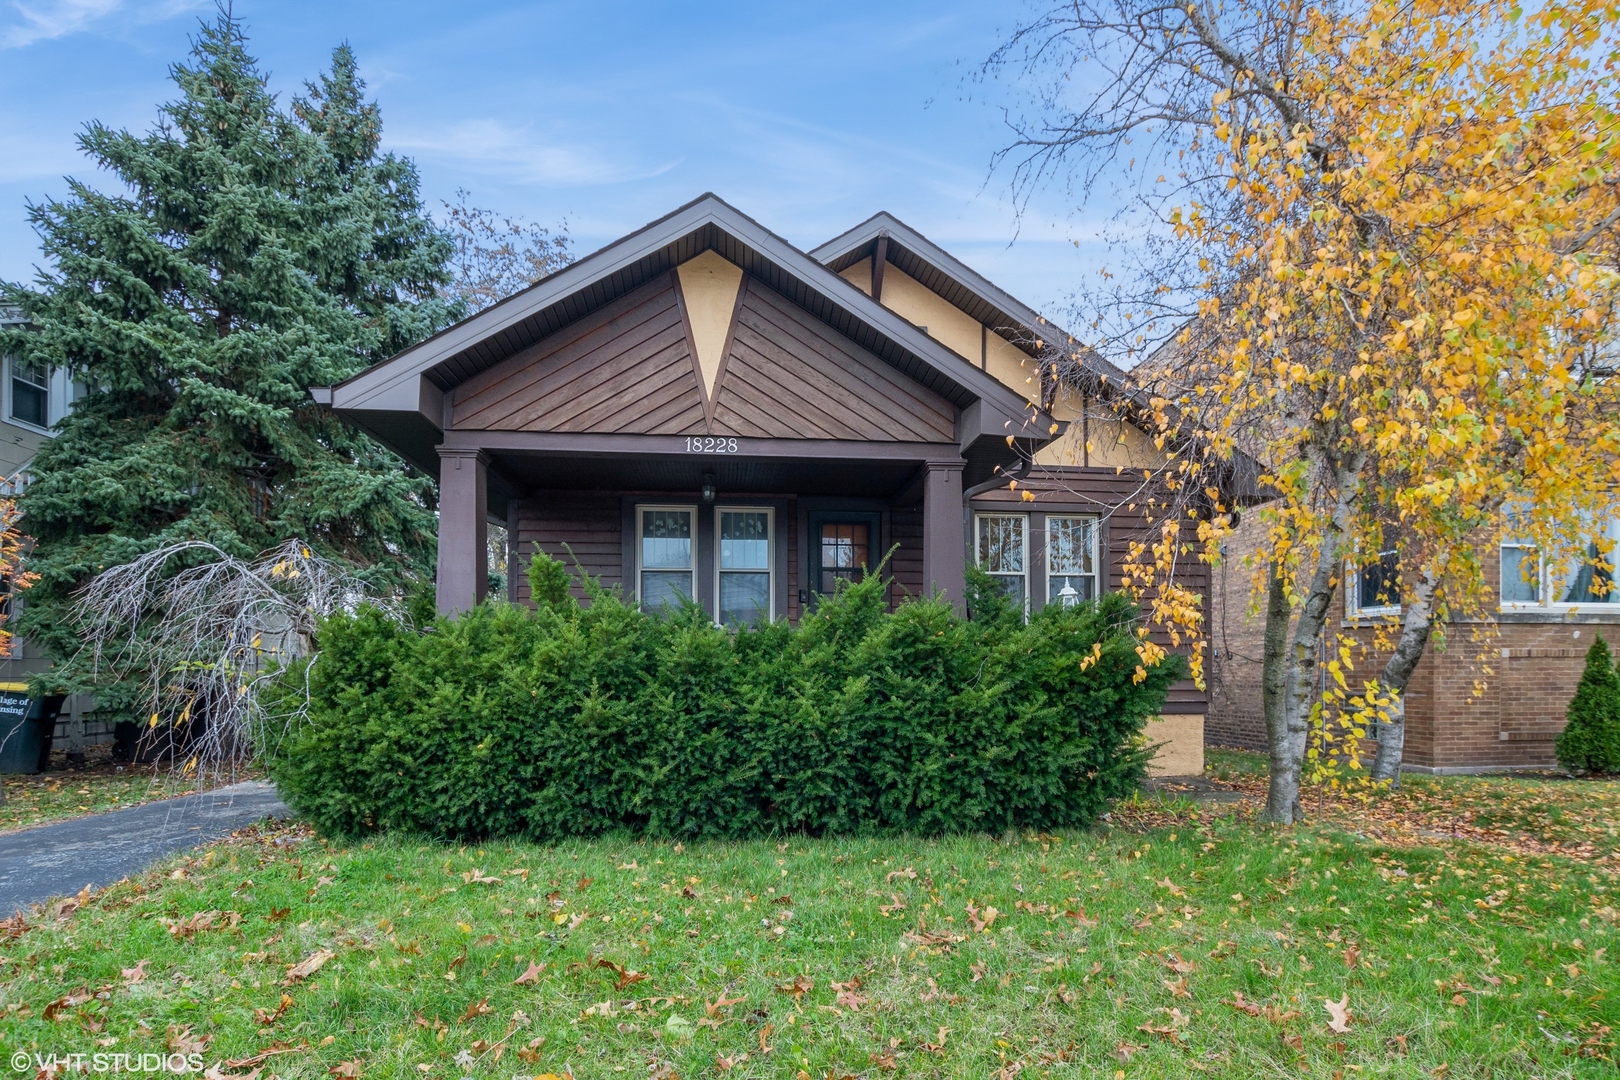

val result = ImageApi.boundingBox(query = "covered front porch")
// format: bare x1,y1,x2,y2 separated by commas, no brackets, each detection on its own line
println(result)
435,431,972,622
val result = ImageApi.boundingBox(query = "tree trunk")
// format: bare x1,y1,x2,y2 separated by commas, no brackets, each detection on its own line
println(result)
1261,560,1294,820
1265,447,1366,824
1368,560,1442,786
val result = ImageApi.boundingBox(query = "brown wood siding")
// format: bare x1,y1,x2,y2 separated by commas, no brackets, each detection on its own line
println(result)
973,468,1210,714
513,495,624,604
451,276,706,435
889,507,924,608
713,280,956,442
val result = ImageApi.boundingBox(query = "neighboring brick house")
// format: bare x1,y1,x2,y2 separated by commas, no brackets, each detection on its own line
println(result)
1208,507,1620,772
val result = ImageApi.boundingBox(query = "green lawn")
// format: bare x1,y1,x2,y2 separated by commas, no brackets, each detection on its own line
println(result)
0,761,241,835
2,769,1617,1078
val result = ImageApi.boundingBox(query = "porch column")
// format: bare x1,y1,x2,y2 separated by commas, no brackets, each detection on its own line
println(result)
436,447,488,615
921,461,966,613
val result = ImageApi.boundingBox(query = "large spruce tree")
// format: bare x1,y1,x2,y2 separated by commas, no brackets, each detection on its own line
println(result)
0,11,457,683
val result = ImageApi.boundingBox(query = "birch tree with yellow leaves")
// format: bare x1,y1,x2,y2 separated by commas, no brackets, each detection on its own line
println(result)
991,0,1620,820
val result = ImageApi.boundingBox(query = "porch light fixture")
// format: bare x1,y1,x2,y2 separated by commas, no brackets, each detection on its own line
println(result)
701,472,717,504
1057,583,1080,608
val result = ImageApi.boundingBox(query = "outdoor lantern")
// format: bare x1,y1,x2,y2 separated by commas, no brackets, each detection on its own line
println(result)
701,472,717,503
1058,583,1080,608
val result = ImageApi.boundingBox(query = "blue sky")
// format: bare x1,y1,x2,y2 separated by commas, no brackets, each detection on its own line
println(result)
0,0,1120,322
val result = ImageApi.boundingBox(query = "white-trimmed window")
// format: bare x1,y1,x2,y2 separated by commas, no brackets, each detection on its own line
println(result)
716,507,772,627
637,505,695,614
1350,549,1401,616
975,513,1028,610
7,357,49,430
1501,513,1620,610
1047,515,1098,605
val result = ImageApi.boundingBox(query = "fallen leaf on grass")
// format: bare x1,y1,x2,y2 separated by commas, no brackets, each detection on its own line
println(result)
284,949,334,985
1164,976,1190,998
775,975,813,999
460,999,492,1023
592,957,646,991
1324,994,1353,1034
1165,953,1196,975
879,893,907,915
1115,1042,1144,1062
1063,907,1098,927
328,1062,362,1079
43,989,93,1021
566,912,588,931
168,1026,212,1056
886,867,918,883
1156,877,1187,898
970,962,988,983
461,869,500,886
832,977,868,1011
121,959,150,985
1343,945,1361,969
966,901,999,933
704,994,746,1020
758,1022,774,1054
252,994,293,1027
919,1027,949,1053
715,1053,749,1071
513,1037,546,1064
203,1065,259,1080
514,962,546,986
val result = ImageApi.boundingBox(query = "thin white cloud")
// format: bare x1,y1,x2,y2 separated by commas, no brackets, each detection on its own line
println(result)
389,118,678,188
2,0,196,49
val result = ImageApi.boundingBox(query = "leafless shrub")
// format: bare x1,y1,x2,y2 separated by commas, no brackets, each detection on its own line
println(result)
69,539,389,781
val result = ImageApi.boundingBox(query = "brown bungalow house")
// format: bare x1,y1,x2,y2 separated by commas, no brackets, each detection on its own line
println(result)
314,195,1207,773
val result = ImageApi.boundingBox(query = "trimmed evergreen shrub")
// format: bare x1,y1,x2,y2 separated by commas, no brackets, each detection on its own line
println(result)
270,555,1185,841
1555,636,1620,775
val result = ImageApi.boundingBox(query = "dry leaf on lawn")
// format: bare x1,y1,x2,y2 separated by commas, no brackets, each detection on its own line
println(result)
284,949,334,985
1324,994,1353,1034
513,962,545,986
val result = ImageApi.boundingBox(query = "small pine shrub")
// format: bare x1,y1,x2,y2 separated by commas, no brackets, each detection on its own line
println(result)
1556,636,1620,775
272,554,1186,841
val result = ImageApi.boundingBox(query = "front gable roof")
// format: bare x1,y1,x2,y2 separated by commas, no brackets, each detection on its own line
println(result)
810,212,1130,384
328,194,1056,474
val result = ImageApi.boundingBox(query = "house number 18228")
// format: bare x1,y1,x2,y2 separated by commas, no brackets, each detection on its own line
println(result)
685,437,739,453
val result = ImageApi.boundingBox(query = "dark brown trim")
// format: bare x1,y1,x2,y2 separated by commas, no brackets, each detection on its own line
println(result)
668,269,710,433
980,323,987,371
441,428,963,462
871,232,889,303
705,274,750,434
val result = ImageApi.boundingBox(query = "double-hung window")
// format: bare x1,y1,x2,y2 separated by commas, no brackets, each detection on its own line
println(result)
717,508,772,626
975,513,1028,610
638,506,695,613
1046,515,1098,605
1500,512,1620,610
1352,549,1401,616
8,357,48,429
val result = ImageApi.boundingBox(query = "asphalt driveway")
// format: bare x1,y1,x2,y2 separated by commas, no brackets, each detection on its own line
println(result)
0,780,290,915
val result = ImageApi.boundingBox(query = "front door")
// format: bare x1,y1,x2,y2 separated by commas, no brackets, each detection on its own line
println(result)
807,511,883,604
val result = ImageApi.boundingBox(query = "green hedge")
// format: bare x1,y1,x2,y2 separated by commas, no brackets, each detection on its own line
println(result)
270,557,1185,841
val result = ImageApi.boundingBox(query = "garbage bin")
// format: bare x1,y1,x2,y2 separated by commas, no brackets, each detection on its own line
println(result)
0,683,60,774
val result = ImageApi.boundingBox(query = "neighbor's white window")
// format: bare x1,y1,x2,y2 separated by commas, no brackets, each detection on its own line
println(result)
717,507,772,627
1500,513,1620,609
1046,515,1098,605
2,356,75,433
1350,549,1401,616
975,513,1028,610
638,505,695,613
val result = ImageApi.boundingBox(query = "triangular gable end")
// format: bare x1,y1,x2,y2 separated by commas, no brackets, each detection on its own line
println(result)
450,253,956,443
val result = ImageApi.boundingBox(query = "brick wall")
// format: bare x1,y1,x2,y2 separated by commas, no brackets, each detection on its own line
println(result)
1206,503,1620,770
